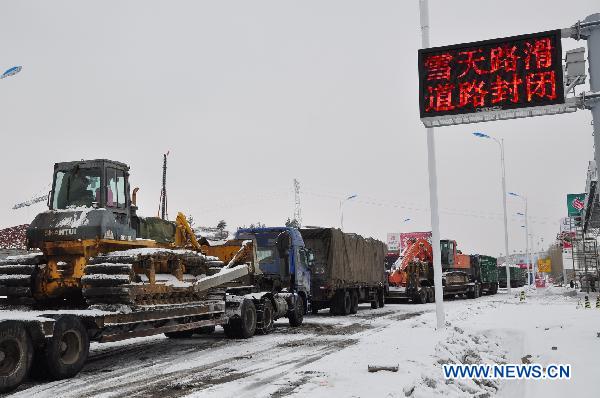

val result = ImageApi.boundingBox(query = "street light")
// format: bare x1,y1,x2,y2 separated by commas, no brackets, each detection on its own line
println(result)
1,66,22,80
509,192,534,287
339,194,357,231
473,131,512,294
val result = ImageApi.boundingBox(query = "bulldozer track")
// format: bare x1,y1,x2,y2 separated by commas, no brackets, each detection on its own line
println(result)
0,254,45,300
82,250,226,307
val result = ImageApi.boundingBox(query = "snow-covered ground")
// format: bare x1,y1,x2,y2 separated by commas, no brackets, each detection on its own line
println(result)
9,286,600,398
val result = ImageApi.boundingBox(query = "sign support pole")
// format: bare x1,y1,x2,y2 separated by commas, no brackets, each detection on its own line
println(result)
500,139,512,294
419,0,445,330
585,15,600,175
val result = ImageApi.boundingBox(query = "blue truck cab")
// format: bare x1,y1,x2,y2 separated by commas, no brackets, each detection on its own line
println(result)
235,227,311,311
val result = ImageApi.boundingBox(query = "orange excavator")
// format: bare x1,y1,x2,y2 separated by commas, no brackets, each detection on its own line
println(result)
388,238,432,286
388,238,470,287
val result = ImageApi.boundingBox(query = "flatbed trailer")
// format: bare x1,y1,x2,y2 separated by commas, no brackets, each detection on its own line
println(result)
387,263,479,303
0,283,260,392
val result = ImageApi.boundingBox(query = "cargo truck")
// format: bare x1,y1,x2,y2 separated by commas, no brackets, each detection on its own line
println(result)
468,255,499,295
300,228,387,315
498,265,526,288
387,238,480,303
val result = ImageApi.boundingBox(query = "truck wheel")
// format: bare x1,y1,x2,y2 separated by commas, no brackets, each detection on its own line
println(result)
0,321,33,393
256,299,275,335
289,296,304,327
370,294,380,309
226,299,257,339
474,285,480,298
427,288,435,303
39,316,89,380
350,291,358,314
417,289,427,304
342,291,352,315
378,289,385,308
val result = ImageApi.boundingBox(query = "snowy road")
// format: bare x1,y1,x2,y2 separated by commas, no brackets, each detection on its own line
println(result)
7,287,600,398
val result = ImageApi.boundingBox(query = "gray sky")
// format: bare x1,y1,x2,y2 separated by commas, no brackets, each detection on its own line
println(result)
0,0,597,257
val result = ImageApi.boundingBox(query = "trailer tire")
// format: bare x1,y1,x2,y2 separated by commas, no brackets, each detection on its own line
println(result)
289,296,304,326
427,288,435,303
0,321,33,393
350,290,358,314
39,316,89,380
256,299,274,335
416,288,427,304
378,289,385,308
370,295,380,309
224,299,257,339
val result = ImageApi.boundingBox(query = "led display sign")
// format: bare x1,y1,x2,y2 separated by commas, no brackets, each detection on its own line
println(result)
418,30,564,121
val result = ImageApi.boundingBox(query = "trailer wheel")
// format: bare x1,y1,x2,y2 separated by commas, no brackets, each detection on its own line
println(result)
370,294,380,309
40,316,89,380
224,299,256,339
0,321,33,393
474,285,481,299
416,289,427,304
289,296,304,327
256,299,274,335
427,288,435,303
350,291,358,314
378,289,385,308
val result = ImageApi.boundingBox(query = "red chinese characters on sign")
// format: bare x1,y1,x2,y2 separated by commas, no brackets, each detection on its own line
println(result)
424,54,453,81
419,31,563,117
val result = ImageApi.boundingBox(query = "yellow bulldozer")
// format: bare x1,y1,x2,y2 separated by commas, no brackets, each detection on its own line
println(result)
0,159,252,307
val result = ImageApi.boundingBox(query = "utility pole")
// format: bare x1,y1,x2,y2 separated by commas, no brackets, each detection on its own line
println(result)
160,152,169,220
420,0,444,330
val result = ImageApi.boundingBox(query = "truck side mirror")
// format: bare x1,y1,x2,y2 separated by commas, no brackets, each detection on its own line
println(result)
276,231,291,258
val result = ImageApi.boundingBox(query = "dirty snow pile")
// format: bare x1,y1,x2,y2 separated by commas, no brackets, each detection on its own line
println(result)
0,224,28,250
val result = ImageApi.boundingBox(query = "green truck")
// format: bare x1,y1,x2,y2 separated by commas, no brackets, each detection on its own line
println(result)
497,265,526,288
469,255,499,295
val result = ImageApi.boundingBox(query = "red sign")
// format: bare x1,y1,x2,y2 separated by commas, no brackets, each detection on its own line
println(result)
535,277,546,288
400,232,432,252
418,30,564,119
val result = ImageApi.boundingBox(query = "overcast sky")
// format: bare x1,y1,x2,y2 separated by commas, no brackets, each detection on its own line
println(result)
0,1,597,257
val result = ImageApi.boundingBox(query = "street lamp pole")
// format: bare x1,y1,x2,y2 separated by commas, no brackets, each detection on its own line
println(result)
339,194,357,231
511,192,532,288
473,132,512,294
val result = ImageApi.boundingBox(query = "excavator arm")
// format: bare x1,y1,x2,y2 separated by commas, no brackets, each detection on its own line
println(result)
388,238,432,286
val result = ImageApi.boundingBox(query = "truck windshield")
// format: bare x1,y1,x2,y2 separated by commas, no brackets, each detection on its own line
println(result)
237,231,283,271
52,167,102,209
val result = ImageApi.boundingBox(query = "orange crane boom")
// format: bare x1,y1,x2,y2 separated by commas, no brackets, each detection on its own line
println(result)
388,238,432,286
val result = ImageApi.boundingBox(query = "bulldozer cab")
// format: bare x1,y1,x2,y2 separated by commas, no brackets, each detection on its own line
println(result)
50,159,133,223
